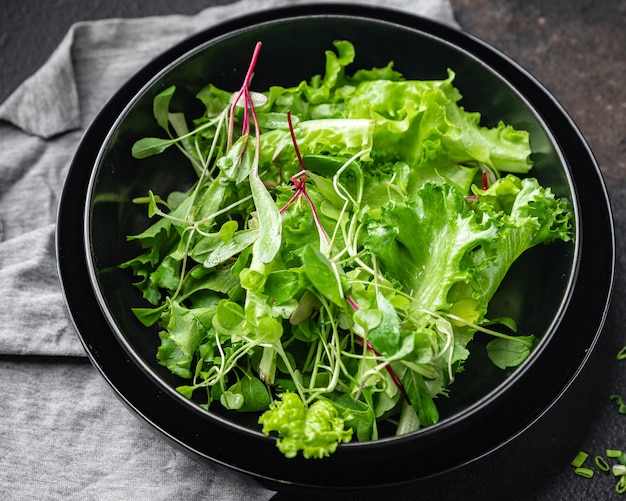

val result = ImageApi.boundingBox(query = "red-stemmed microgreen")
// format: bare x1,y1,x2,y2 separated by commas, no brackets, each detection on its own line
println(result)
280,111,331,250
226,42,281,265
347,291,412,405
466,167,494,201
227,42,262,151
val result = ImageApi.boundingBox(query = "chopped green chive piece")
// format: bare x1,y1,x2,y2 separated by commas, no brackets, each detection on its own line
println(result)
574,467,595,478
613,465,626,477
606,450,626,465
617,476,626,494
595,456,610,472
617,345,626,361
610,395,626,414
571,451,589,468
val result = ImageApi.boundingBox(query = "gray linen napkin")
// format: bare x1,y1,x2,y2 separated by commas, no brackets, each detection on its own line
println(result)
0,1,457,499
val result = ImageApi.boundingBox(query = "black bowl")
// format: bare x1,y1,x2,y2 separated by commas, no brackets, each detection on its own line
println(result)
57,3,614,493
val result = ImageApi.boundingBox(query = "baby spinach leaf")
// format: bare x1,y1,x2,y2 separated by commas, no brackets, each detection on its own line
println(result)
234,375,272,412
486,335,537,369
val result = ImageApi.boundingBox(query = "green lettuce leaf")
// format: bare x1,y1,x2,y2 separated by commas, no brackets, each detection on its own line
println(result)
363,176,572,324
258,392,353,459
343,70,533,175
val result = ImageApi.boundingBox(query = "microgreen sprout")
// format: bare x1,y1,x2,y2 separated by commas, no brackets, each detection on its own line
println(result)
465,168,491,201
354,336,411,405
280,110,331,250
227,42,262,150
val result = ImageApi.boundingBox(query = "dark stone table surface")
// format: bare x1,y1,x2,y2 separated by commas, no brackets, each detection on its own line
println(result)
1,1,624,499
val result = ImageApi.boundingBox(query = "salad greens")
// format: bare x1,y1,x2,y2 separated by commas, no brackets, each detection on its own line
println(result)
122,40,573,458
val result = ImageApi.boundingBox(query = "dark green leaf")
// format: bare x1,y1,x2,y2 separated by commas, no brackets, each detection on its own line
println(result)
230,375,271,412
301,245,344,307
403,370,439,426
131,303,168,327
333,393,375,442
153,85,176,131
264,270,301,305
131,137,176,158
486,336,536,369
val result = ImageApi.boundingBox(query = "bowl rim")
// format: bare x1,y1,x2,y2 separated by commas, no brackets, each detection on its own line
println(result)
58,2,614,490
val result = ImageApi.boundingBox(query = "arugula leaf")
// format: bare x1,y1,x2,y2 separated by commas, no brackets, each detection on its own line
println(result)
403,370,439,427
131,136,178,158
156,300,211,378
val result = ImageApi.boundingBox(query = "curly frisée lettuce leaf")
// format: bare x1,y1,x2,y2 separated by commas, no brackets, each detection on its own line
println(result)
363,176,571,370
364,176,571,322
343,71,534,175
258,392,353,459
122,40,574,459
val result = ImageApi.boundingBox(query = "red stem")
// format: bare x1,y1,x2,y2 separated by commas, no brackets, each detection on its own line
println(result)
348,298,412,405
278,111,330,244
481,170,489,190
228,41,263,149
287,111,306,172
466,169,491,202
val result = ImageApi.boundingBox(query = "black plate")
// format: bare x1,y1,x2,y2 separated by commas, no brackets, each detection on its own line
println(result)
56,4,614,493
